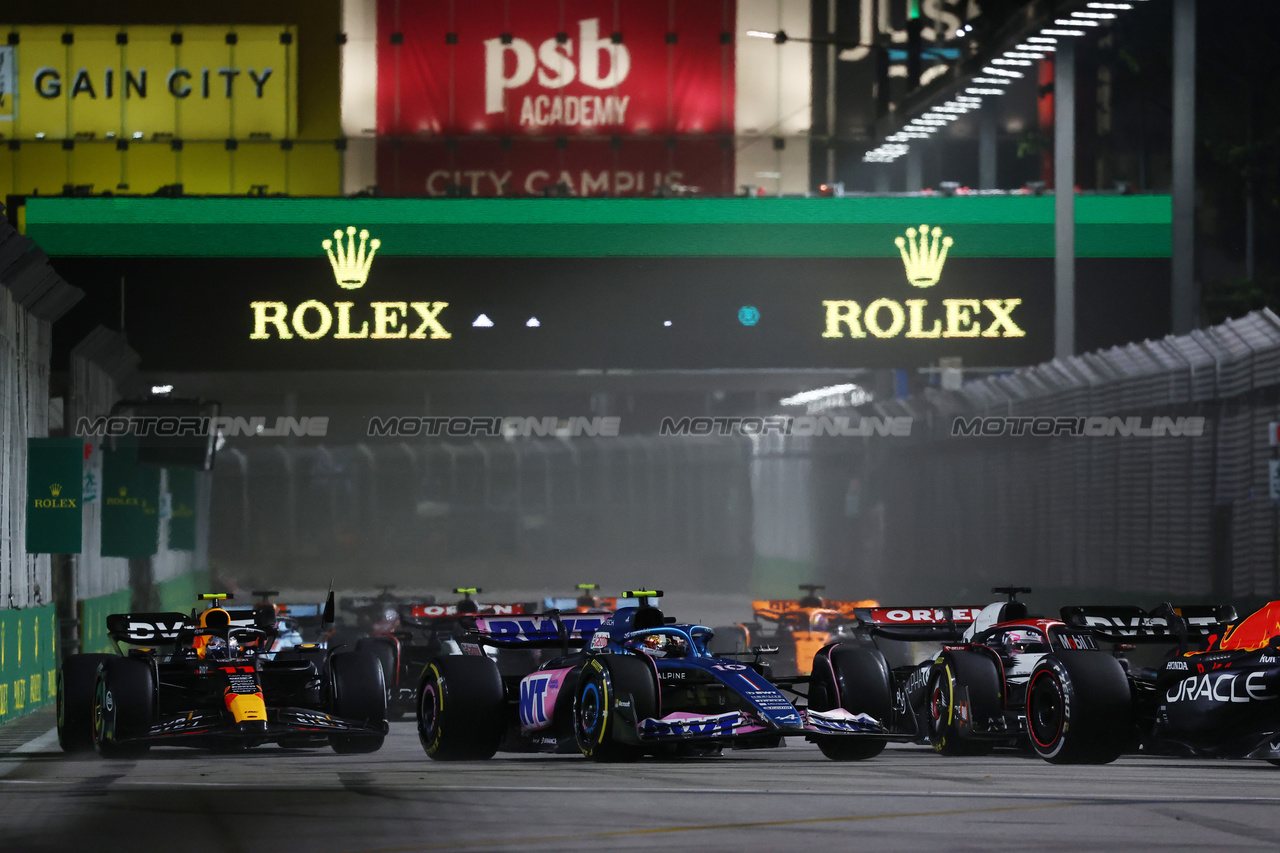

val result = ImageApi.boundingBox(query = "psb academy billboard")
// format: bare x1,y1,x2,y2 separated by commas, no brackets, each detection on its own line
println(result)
374,0,735,196
0,25,297,140
27,196,1173,370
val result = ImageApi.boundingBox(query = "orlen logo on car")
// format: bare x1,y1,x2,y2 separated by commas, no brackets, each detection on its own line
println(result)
485,18,631,128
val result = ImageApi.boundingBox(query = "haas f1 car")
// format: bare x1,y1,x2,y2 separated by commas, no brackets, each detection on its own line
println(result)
712,584,879,676
830,587,1280,764
57,593,388,757
416,591,903,762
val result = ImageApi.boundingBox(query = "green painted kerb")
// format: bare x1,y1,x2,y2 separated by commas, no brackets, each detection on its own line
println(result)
24,196,1172,259
0,606,57,726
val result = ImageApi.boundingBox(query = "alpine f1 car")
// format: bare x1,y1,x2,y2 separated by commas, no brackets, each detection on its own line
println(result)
711,584,879,676
354,587,537,718
828,587,1250,764
416,590,902,762
57,592,388,757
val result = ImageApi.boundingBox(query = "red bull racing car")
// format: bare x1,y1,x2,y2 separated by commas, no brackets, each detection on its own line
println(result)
416,591,904,762
57,593,388,757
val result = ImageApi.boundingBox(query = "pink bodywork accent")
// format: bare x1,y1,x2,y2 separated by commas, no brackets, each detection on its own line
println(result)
519,666,575,732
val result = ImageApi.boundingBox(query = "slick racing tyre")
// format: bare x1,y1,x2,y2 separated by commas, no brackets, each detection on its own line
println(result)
575,655,657,762
1026,651,1134,765
356,638,402,719
809,645,889,760
418,655,505,760
929,651,1001,756
58,654,115,753
93,657,154,759
329,650,388,754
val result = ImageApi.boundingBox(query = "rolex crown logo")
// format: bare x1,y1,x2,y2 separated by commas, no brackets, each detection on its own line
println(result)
894,224,953,288
119,487,128,497
50,483,62,497
322,226,381,290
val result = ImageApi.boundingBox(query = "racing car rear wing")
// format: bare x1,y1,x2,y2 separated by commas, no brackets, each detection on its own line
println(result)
751,599,880,621
459,611,609,651
106,612,192,644
1060,604,1238,644
850,606,986,642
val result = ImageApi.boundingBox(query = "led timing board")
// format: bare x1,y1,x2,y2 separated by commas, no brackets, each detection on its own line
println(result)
26,196,1172,371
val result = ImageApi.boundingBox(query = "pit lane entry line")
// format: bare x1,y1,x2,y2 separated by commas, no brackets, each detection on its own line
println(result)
351,801,1081,852
0,729,57,779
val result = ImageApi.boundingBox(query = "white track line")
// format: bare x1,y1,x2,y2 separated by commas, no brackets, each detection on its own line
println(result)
0,729,58,779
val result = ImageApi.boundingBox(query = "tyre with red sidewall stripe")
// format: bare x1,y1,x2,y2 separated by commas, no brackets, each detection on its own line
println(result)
1025,651,1133,764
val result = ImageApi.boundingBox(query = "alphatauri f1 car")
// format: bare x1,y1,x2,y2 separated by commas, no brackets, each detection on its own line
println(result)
416,591,900,762
57,593,388,757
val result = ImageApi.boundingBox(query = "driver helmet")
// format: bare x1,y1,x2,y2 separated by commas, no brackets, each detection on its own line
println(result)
203,635,240,660
1003,630,1041,652
641,633,687,658
811,612,831,632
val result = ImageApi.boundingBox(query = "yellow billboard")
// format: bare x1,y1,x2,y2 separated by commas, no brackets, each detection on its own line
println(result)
1,25,296,140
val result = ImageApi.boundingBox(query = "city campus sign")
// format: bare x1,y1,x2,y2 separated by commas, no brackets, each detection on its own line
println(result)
821,225,1025,341
248,228,451,342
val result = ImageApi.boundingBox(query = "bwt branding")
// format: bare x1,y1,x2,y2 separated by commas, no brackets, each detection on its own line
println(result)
486,19,632,128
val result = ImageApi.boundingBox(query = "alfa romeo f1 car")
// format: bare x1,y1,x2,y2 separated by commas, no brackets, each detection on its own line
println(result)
416,590,900,762
827,587,1265,764
712,584,879,676
57,593,388,757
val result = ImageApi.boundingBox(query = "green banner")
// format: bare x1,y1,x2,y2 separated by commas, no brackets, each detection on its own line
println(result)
78,589,132,655
25,437,85,554
167,468,198,552
101,448,160,558
23,196,1174,259
0,606,57,725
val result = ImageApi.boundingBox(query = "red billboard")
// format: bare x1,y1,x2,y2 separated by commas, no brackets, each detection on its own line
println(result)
377,0,734,136
375,0,735,196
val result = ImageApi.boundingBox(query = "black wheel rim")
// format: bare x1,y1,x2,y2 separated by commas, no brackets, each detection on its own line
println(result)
1027,671,1064,749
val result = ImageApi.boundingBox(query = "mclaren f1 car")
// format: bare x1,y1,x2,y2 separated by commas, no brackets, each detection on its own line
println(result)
57,593,388,757
711,584,879,676
416,590,902,762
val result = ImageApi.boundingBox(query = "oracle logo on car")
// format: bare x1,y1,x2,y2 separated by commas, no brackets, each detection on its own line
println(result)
485,18,631,126
1165,671,1273,704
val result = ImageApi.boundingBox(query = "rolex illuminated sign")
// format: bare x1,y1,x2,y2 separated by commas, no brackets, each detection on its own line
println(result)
821,225,1025,341
249,228,451,342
